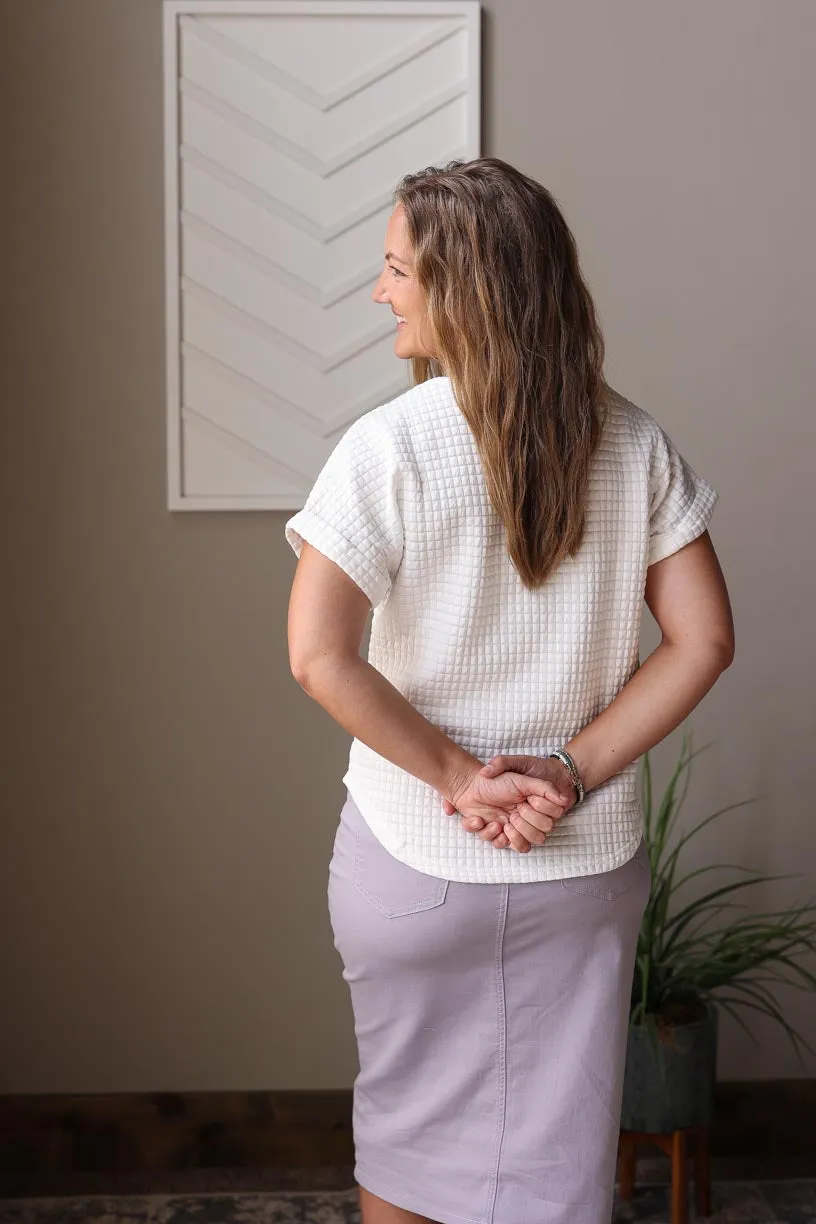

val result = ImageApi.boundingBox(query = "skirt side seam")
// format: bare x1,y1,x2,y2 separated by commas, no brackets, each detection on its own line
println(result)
485,884,510,1224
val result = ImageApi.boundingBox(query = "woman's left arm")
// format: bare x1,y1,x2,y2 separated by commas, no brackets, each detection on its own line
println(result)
288,544,568,832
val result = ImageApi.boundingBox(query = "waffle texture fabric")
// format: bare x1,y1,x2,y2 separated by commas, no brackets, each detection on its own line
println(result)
285,378,717,883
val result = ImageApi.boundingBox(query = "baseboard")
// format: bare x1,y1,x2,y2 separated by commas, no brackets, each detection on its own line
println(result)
0,1080,813,1184
0,1089,354,1178
712,1080,816,1163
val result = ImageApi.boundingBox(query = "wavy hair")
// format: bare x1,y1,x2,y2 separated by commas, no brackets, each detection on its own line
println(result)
394,158,607,589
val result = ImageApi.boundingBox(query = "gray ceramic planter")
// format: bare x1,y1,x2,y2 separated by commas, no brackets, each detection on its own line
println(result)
620,1003,718,1133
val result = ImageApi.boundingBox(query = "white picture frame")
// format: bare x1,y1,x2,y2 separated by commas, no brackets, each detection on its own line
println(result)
163,0,481,510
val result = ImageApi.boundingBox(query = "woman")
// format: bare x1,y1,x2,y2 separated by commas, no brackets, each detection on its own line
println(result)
286,158,734,1224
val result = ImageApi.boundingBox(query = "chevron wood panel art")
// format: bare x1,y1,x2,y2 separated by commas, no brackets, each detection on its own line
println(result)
163,0,481,510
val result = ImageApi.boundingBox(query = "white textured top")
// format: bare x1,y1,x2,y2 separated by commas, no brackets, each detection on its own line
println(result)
286,378,717,883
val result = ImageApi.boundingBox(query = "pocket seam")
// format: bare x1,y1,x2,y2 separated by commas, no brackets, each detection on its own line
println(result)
560,845,647,902
352,827,449,918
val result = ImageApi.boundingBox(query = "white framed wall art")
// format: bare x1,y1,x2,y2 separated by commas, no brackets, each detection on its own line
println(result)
163,0,481,510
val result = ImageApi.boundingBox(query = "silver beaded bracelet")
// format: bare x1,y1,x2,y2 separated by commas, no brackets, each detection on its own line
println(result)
548,748,585,806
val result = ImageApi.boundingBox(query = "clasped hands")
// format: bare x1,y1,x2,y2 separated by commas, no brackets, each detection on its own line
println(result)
443,756,578,854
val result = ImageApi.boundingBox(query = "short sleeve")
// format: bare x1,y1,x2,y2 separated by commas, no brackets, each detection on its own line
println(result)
648,425,719,566
285,412,405,608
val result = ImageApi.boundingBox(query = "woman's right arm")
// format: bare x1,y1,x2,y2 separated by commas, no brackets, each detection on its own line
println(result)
563,529,734,794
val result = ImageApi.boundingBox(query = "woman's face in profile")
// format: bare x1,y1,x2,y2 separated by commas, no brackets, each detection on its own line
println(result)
371,204,434,361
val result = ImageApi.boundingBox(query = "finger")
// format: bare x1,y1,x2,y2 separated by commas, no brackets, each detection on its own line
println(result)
509,809,553,847
525,798,562,823
527,795,567,820
517,800,556,830
462,816,486,832
520,777,571,806
503,822,532,853
480,755,531,777
442,799,457,816
492,831,510,849
540,783,572,806
477,821,504,842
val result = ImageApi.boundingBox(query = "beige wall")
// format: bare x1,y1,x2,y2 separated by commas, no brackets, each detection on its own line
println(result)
2,0,814,1093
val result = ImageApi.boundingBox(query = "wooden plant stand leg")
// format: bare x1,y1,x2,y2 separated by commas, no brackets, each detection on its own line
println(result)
694,1126,712,1217
619,1127,703,1224
618,1133,637,1202
671,1129,689,1224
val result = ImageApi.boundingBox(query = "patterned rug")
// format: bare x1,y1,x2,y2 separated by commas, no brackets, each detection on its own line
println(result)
1,1181,815,1224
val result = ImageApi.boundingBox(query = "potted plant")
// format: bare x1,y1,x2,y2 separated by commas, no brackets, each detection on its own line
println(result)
621,732,816,1135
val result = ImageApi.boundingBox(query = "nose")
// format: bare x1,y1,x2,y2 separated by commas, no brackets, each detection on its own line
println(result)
371,271,389,304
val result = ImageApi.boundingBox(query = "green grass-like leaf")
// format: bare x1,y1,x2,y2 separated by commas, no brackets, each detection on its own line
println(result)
632,729,816,1060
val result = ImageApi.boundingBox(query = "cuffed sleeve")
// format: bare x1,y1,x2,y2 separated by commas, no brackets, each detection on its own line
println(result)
647,425,718,566
285,412,405,608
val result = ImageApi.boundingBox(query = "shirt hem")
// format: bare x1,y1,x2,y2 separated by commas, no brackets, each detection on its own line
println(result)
343,776,645,885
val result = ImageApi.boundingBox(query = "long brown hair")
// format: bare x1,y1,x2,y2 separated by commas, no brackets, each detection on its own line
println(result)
395,158,607,589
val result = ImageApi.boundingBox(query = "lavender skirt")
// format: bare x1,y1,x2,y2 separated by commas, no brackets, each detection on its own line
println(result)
328,793,651,1224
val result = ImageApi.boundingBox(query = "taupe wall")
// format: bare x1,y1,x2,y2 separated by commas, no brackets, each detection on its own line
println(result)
2,0,814,1093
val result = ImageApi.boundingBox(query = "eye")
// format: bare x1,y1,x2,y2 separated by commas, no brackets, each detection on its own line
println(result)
388,264,406,279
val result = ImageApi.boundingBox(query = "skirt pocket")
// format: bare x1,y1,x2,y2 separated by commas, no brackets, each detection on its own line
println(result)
352,814,449,919
560,839,650,901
